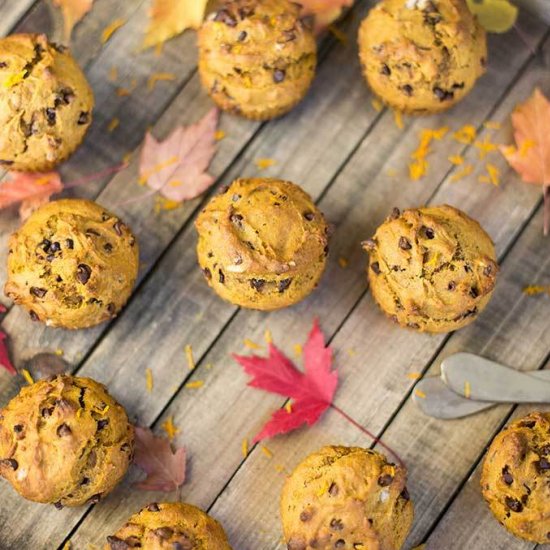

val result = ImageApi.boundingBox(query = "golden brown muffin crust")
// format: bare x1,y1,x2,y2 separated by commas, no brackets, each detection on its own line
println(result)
0,33,94,171
105,502,232,550
358,0,487,114
198,0,317,120
195,178,328,310
5,198,139,329
363,205,498,333
0,375,134,507
481,412,550,543
281,446,414,550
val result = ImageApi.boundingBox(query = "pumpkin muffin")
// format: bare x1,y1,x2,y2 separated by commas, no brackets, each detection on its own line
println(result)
481,412,550,543
5,198,139,330
363,205,498,333
195,178,328,310
105,502,232,549
0,375,133,507
198,0,317,120
281,446,413,550
0,33,94,171
358,0,487,114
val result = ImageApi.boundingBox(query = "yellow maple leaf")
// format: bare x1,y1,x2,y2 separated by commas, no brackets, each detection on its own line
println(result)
466,0,518,33
53,0,94,42
143,0,209,49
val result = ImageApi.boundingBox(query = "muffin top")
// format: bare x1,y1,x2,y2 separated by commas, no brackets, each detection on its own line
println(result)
281,446,413,550
482,412,550,543
105,502,232,550
0,375,134,507
5,198,139,329
0,33,94,171
364,205,498,332
358,0,486,113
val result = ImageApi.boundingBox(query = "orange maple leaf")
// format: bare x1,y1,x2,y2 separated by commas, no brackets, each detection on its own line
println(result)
143,0,208,49
52,0,94,42
501,88,550,235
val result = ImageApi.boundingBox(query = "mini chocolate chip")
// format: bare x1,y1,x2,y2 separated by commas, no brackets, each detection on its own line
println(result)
30,310,39,322
250,278,265,291
0,160,13,165
402,84,413,96
329,482,339,496
40,239,52,252
155,527,174,539
282,30,296,42
433,87,454,101
521,420,536,429
400,487,410,501
121,442,131,453
45,108,56,125
452,82,465,89
214,9,237,26
41,406,54,418
147,502,160,512
0,458,18,470
13,424,23,433
502,466,513,485
334,540,346,548
470,287,479,299
219,269,225,284
448,281,456,291
371,262,381,274
300,510,312,522
54,501,64,510
230,213,243,225
273,69,286,83
483,264,494,276
398,237,411,250
238,31,247,41
540,445,550,456
30,287,47,298
88,493,101,504
97,419,109,431
76,264,92,284
279,279,292,293
49,241,61,252
381,64,391,76
536,457,550,472
362,239,376,251
0,62,7,68
81,477,90,485
378,474,394,486
390,207,400,220
107,303,116,316
57,423,71,437
330,518,344,530
78,111,90,125
104,243,113,253
203,267,212,280
106,537,130,550
505,496,523,512
113,221,124,236
304,212,315,221
422,226,435,239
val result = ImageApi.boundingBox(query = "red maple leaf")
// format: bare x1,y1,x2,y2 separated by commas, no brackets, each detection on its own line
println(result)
133,426,186,491
233,320,338,443
0,331,16,376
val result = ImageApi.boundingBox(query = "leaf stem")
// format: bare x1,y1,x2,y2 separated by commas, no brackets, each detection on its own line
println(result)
330,403,405,467
62,161,128,190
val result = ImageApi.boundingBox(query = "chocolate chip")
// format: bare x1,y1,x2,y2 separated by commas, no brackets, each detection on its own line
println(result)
540,445,550,456
155,527,174,539
30,310,40,322
214,9,237,26
300,509,312,522
378,474,394,486
536,457,550,472
250,278,265,291
279,279,292,293
0,458,18,470
447,281,456,291
398,237,411,250
97,419,109,431
371,262,381,275
521,420,536,429
81,477,90,485
381,64,391,76
41,406,54,418
483,264,494,276
433,87,454,101
113,221,124,236
502,466,513,485
505,496,523,512
282,30,296,42
76,264,92,284
0,62,7,69
104,242,113,253
13,424,23,433
30,287,47,298
218,269,225,284
470,287,479,298
45,108,56,125
287,539,306,550
273,69,286,83
147,502,160,512
88,493,101,504
238,31,247,41
330,518,344,530
78,111,90,125
230,213,243,225
402,84,413,96
0,160,13,166
54,501,64,510
328,482,339,496
334,540,346,548
400,487,410,501
40,239,52,252
107,303,116,315
56,423,71,437
304,212,315,221
56,88,74,105
390,207,400,220
422,226,435,239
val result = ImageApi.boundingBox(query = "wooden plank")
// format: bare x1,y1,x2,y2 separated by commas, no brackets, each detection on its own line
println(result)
65,13,550,549
0,0,36,36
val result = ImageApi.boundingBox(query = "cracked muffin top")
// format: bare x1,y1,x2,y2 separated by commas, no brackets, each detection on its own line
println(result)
0,33,94,171
363,205,498,333
195,178,329,310
198,0,317,120
5,198,139,330
358,0,486,113
481,412,550,543
281,446,413,550
105,502,233,550
0,375,134,507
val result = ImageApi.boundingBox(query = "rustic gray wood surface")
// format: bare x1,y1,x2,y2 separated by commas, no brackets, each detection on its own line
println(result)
0,1,549,549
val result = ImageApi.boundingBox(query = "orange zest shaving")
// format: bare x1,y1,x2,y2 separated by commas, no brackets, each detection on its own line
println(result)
464,381,471,399
338,257,349,268
261,445,273,459
475,137,498,159
161,416,180,441
408,127,448,181
448,155,464,165
145,368,153,392
3,71,26,88
371,98,383,112
214,130,226,141
453,124,476,145
523,285,550,296
478,163,500,186
293,344,302,357
451,164,474,182
55,348,64,356
101,18,125,44
393,110,404,130
406,372,421,380
242,438,248,458
255,158,276,170
285,402,292,414
147,72,176,92
414,389,426,399
21,369,34,385
264,329,272,344
107,118,120,133
244,339,262,350
185,380,204,389
185,344,195,370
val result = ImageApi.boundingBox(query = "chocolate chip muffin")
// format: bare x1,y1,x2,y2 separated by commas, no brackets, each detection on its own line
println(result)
5,198,139,330
481,412,550,543
0,375,133,507
0,34,94,171
198,0,317,120
195,178,328,310
358,0,486,114
363,205,498,333
281,446,413,550
105,502,232,549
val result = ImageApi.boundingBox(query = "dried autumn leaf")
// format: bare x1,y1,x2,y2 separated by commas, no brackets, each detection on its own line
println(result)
299,0,354,32
139,108,219,203
133,426,186,491
466,0,518,33
500,88,550,235
0,172,63,220
233,320,338,443
143,0,208,49
0,331,16,376
52,0,94,42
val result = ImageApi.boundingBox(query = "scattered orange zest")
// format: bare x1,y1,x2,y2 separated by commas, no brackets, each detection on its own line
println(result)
453,124,477,145
478,163,500,186
371,98,383,112
185,380,204,389
448,154,464,165
255,158,276,170
147,72,176,92
214,130,226,141
264,329,272,344
145,368,154,392
285,402,293,414
407,372,421,380
464,381,471,399
244,339,262,350
523,285,550,296
3,71,26,88
338,257,349,268
451,164,474,182
161,416,180,441
293,344,303,357
21,369,34,385
242,438,248,458
393,110,404,130
414,389,426,399
261,445,273,459
101,18,125,43
107,118,120,133
185,344,195,370
475,136,498,159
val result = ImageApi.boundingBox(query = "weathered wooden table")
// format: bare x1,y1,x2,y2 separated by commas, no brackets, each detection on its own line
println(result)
0,1,549,549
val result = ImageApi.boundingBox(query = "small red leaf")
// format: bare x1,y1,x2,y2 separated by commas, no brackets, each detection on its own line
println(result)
0,331,16,376
233,320,338,443
133,426,186,492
